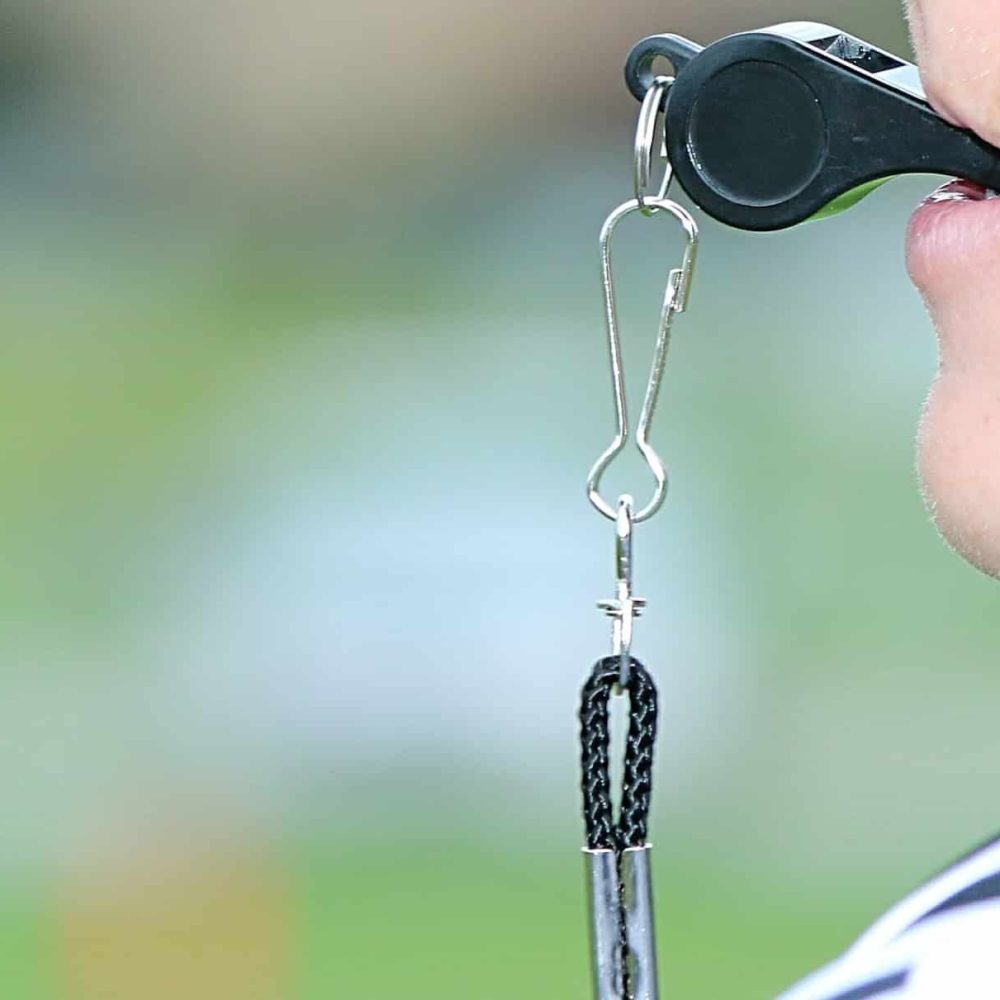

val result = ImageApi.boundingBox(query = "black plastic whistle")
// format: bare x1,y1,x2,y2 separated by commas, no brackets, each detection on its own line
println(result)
624,22,1000,231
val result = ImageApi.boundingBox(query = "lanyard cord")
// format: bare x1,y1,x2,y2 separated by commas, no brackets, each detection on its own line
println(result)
580,656,659,853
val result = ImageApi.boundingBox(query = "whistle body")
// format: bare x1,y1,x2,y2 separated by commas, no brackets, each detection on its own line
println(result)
625,23,1000,231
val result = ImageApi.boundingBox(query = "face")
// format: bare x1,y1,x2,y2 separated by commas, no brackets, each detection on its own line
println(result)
905,0,1000,578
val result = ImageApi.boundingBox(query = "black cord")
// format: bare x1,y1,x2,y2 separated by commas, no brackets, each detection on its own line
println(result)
580,658,616,851
579,655,659,851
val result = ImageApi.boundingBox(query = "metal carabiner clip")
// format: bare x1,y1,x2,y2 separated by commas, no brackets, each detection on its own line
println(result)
585,195,699,525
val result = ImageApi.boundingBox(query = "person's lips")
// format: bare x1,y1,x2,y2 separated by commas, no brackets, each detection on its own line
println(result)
923,179,997,203
907,180,1000,299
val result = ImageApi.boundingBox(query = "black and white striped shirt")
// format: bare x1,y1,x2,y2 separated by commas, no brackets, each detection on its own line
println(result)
781,834,1000,998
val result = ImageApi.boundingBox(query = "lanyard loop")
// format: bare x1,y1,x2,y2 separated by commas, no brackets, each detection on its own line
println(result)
579,656,659,852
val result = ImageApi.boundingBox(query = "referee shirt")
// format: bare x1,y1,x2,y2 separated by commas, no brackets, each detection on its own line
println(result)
780,834,1000,998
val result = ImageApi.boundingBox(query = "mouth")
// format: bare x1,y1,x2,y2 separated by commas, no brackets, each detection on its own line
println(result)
907,180,1000,287
922,180,999,204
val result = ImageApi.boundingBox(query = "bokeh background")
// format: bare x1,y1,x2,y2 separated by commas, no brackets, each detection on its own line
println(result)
2,1,999,997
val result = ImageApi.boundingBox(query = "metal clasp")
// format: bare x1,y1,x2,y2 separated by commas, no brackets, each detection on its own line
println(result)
585,195,698,525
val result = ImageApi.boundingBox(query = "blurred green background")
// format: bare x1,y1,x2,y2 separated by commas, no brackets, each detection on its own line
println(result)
2,1,999,997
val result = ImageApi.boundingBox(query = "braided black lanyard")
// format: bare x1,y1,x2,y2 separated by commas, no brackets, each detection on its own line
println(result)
580,657,658,856
577,71,698,1000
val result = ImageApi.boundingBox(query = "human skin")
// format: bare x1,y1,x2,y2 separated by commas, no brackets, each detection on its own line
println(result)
905,0,1000,577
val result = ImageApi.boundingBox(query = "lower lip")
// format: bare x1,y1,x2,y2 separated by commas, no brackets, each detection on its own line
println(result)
908,180,1000,270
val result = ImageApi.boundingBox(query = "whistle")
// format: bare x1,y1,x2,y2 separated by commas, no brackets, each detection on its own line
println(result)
624,22,1000,231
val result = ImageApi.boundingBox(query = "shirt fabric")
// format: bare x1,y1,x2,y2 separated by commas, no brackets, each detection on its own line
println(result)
780,835,1000,999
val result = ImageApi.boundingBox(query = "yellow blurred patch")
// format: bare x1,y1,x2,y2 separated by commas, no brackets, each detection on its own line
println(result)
56,836,292,1000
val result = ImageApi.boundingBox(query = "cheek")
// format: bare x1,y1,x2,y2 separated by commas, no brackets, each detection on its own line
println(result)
916,0,1000,136
919,371,1000,578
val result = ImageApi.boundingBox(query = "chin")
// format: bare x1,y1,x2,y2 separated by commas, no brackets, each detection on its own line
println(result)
918,370,1000,580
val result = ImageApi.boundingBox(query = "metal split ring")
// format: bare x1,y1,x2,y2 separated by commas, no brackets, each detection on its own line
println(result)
633,75,674,215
